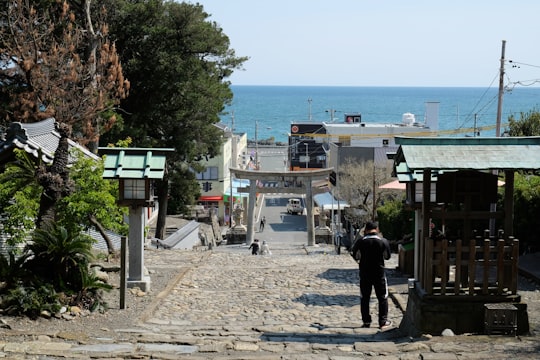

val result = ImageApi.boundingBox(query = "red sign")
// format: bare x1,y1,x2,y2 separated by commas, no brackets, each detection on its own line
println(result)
291,125,299,133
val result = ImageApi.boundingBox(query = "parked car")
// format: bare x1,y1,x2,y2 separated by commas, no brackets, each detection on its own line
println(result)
286,198,304,215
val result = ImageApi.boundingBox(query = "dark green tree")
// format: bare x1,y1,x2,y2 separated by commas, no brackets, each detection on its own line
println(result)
512,173,540,253
506,109,540,136
505,109,540,252
106,0,247,238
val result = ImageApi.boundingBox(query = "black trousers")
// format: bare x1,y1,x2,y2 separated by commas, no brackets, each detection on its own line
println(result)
359,271,388,326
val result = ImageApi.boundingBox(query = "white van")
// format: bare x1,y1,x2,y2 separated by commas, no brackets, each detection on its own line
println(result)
286,198,304,215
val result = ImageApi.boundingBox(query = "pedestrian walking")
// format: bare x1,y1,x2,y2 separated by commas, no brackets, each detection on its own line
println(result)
350,221,392,329
248,239,260,255
259,216,266,232
260,240,271,255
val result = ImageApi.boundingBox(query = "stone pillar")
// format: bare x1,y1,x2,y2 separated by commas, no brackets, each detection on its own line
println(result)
246,179,257,244
306,178,315,246
127,206,150,291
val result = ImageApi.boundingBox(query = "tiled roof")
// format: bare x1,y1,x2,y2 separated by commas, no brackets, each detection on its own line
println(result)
0,118,99,164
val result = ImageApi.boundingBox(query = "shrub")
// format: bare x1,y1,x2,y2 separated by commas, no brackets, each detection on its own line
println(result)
2,283,61,319
0,223,112,317
24,224,94,292
376,197,414,242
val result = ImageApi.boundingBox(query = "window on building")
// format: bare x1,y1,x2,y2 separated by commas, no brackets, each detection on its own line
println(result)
196,166,219,180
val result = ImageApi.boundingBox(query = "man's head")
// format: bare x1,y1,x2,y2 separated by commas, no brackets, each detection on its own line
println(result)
365,221,379,232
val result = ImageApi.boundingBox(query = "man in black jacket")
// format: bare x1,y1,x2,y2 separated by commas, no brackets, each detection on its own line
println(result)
350,221,392,329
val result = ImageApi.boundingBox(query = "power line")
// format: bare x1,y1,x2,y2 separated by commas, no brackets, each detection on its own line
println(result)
508,60,540,69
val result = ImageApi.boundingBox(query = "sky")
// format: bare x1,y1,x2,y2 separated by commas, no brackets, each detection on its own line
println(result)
191,0,540,87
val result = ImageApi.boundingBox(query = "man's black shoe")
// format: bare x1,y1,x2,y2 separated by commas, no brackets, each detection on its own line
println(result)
361,323,371,328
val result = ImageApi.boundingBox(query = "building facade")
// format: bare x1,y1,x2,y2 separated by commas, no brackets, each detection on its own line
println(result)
195,123,248,225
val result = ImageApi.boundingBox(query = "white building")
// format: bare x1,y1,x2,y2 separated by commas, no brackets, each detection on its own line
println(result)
322,102,439,148
195,123,248,225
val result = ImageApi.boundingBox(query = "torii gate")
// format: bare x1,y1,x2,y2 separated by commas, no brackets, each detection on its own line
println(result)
230,168,333,246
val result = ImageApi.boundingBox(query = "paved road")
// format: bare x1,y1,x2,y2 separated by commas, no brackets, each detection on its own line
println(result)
250,146,288,172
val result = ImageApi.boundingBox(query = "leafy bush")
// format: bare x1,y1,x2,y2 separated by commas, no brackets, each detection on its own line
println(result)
376,197,414,242
24,224,94,292
512,173,540,253
0,252,31,291
0,223,113,317
2,283,61,319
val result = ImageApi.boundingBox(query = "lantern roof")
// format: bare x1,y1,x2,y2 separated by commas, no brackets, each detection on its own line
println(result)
99,147,174,180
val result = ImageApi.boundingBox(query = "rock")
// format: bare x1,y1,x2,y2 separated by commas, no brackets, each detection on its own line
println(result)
70,306,82,315
57,331,89,342
441,328,455,336
40,310,52,319
0,319,11,329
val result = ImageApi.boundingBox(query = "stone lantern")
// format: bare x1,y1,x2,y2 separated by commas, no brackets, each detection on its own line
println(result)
100,147,174,291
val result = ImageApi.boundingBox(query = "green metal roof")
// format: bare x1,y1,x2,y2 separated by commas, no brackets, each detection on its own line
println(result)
99,147,175,179
394,136,540,171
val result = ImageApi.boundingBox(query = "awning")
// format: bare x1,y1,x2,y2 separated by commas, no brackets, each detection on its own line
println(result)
199,196,223,201
379,180,406,190
223,194,247,202
380,179,505,190
314,192,349,211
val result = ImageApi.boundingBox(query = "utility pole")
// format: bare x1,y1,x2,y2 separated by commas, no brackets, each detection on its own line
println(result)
496,40,506,137
491,40,506,235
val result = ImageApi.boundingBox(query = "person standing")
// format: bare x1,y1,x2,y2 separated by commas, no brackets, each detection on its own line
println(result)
260,240,271,255
350,221,392,329
259,216,266,232
248,239,260,255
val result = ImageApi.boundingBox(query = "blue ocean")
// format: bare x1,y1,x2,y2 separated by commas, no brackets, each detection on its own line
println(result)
221,86,540,144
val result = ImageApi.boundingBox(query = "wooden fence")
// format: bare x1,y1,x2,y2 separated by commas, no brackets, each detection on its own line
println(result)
424,238,519,296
